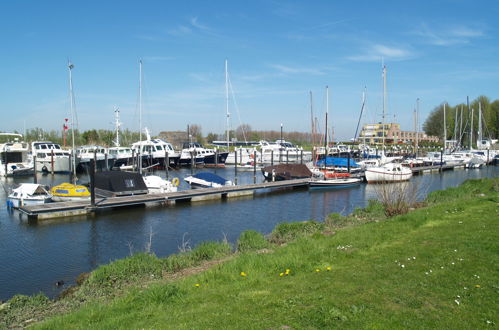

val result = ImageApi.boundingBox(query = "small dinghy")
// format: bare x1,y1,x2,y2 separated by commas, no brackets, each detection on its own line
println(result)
7,183,52,208
143,175,179,194
50,183,90,202
309,177,362,189
184,172,233,189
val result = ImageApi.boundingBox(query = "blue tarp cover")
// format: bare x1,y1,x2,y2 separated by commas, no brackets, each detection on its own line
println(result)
193,172,228,185
316,157,359,167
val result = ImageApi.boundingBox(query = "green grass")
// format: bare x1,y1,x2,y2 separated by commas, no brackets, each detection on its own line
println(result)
2,178,498,329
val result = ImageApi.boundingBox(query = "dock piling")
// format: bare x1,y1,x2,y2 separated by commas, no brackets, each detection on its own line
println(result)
33,155,37,184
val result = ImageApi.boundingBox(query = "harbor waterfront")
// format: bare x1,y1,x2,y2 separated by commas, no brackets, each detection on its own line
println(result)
0,166,497,301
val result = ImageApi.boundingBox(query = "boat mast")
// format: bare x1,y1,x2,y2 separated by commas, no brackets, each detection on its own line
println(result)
68,61,77,183
382,64,387,147
353,87,366,142
415,98,420,156
477,102,482,147
225,59,230,150
324,86,329,156
310,91,314,148
139,59,143,142
444,103,447,151
114,107,121,147
469,107,474,150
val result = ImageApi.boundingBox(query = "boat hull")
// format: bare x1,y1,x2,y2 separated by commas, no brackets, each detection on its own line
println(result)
365,169,412,183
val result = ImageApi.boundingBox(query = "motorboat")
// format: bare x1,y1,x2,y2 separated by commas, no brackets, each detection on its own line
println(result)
314,156,361,173
7,183,52,208
131,131,180,169
365,162,413,183
94,171,149,197
0,133,34,176
50,183,90,202
309,177,362,189
225,147,260,166
184,172,233,188
31,141,72,173
259,140,311,164
179,142,228,167
143,175,178,194
76,145,108,171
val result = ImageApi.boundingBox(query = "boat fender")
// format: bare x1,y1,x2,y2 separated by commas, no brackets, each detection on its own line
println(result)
41,166,48,173
171,177,180,187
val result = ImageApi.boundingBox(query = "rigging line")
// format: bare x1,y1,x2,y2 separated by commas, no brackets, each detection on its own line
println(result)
227,75,247,143
353,87,367,141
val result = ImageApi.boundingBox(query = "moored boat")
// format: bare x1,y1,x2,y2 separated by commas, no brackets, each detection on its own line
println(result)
309,177,362,189
184,172,233,188
7,183,52,208
50,183,90,202
143,175,178,194
365,162,412,183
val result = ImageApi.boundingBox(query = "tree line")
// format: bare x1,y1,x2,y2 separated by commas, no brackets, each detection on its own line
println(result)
423,95,498,147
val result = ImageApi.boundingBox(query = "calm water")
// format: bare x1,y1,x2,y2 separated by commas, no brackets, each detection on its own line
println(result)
0,166,497,301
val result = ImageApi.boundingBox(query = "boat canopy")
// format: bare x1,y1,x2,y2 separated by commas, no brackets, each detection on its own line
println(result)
95,171,148,195
12,183,48,195
192,172,228,185
316,157,359,168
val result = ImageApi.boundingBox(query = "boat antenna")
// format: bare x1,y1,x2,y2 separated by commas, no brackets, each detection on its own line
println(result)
382,64,387,147
324,86,329,159
68,60,77,183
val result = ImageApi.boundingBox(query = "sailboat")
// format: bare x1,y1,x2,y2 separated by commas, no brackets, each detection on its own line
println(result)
365,65,412,183
50,62,91,202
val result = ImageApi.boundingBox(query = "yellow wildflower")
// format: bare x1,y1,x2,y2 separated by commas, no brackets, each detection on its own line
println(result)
315,268,320,272
240,271,247,277
326,266,332,271
279,273,284,277
194,283,200,287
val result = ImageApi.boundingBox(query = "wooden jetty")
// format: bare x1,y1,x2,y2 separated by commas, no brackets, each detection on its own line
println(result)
409,164,464,174
19,179,310,219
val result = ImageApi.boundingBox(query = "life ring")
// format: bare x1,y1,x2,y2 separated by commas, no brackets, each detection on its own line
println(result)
171,177,180,187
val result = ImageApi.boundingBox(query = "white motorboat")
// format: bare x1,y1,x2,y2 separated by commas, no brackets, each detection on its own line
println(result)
131,130,180,169
365,162,413,183
76,145,108,171
0,134,33,176
259,140,311,164
143,175,178,194
309,177,362,189
31,141,71,173
184,172,233,189
7,183,52,208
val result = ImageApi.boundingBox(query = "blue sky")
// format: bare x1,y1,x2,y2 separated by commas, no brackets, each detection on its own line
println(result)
0,0,497,140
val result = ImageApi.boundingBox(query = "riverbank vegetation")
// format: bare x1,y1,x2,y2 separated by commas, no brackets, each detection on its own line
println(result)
1,178,497,328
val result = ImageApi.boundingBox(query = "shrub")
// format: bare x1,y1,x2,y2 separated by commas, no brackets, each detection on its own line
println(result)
190,241,232,262
270,221,324,244
236,230,269,252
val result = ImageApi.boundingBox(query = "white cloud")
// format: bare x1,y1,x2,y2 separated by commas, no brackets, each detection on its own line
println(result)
347,44,415,62
414,23,485,46
269,64,326,75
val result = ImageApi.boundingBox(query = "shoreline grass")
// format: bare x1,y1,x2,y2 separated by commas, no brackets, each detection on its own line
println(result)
1,178,497,329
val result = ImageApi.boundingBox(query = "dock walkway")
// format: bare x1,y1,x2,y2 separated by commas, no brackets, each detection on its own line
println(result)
19,179,310,219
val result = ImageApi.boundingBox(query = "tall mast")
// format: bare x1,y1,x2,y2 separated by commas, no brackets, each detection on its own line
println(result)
114,107,121,147
415,98,420,156
310,91,314,147
444,103,447,150
139,59,143,142
453,106,458,148
225,59,230,150
478,102,482,147
469,107,474,149
68,61,77,182
324,86,329,153
382,64,387,146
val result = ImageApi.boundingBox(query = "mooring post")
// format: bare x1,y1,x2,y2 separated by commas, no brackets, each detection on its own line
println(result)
131,149,135,171
215,148,218,167
271,150,274,166
190,151,194,175
440,148,443,172
239,148,242,164
300,150,303,164
33,155,37,184
105,152,109,171
253,150,257,184
165,150,169,180
347,151,351,173
286,150,289,164
51,149,54,174
234,150,238,185
487,148,490,164
90,150,96,207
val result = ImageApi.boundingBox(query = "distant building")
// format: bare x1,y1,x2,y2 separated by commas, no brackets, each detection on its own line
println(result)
359,123,439,144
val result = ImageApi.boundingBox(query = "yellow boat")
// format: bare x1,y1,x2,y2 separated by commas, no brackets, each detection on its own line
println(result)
50,183,90,202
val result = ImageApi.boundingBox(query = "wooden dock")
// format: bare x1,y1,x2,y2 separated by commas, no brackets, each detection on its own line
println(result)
410,164,464,174
19,179,310,219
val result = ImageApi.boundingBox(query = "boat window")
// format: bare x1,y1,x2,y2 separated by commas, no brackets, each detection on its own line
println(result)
41,145,47,149
38,153,46,158
55,145,61,149
124,179,135,188
76,189,87,193
156,146,163,151
55,189,69,194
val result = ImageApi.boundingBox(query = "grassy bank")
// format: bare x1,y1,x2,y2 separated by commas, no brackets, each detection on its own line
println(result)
1,178,498,329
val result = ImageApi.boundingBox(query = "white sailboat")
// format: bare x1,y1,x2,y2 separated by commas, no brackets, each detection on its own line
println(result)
365,65,412,183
